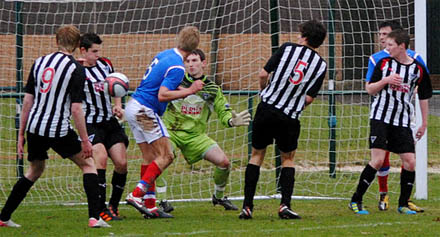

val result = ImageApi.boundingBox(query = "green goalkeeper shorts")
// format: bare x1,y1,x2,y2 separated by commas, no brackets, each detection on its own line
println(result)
169,130,217,165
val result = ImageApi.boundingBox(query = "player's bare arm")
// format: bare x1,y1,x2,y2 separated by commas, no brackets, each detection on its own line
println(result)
112,97,124,119
415,99,429,140
305,95,314,107
17,93,34,159
71,102,93,158
366,73,402,95
158,80,204,102
258,69,269,90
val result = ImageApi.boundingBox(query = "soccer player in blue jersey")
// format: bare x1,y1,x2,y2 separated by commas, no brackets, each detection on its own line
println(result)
366,21,425,212
125,26,204,218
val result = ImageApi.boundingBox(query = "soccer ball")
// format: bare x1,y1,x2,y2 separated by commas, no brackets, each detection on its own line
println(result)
105,72,129,97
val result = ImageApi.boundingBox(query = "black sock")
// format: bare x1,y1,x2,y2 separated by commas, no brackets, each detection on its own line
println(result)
399,169,415,207
109,171,127,209
83,173,100,219
97,169,107,212
243,163,260,210
0,177,34,221
351,164,377,203
279,167,295,208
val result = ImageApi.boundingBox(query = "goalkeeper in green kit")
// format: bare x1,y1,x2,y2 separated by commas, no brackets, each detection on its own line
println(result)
152,49,251,212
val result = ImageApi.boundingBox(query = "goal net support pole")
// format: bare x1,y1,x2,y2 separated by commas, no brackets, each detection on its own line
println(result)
414,0,428,200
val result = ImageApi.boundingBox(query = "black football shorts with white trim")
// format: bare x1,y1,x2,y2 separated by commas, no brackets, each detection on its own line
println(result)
86,116,129,150
252,102,300,153
27,129,82,161
369,119,415,154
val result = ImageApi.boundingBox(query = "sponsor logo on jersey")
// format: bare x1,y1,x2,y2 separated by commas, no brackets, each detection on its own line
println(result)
390,83,410,93
181,103,203,115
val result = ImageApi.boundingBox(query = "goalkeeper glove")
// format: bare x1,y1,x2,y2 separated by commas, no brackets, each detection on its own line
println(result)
229,110,251,127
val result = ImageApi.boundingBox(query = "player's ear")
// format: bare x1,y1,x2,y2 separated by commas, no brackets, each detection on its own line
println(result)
202,59,207,68
79,47,86,54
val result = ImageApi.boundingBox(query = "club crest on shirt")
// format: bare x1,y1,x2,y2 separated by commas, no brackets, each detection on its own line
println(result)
94,81,105,92
370,136,376,144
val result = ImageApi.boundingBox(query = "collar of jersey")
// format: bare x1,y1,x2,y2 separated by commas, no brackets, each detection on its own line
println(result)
185,73,207,83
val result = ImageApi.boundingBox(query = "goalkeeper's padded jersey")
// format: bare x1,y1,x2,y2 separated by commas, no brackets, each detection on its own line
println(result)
132,48,185,116
163,74,233,134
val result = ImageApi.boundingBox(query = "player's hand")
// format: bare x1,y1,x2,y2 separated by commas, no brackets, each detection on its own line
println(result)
81,140,93,159
113,105,125,122
189,80,204,94
385,73,402,86
415,125,427,140
136,109,157,132
17,134,25,159
229,110,251,127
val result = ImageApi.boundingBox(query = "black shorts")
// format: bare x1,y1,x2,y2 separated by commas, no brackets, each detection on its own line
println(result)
369,119,415,154
252,102,300,153
27,129,82,161
86,117,129,151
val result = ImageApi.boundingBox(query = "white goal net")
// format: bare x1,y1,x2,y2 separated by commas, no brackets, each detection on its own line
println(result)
0,0,427,206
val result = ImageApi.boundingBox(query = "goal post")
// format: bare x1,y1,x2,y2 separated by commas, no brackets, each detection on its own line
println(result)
414,0,428,200
0,0,433,206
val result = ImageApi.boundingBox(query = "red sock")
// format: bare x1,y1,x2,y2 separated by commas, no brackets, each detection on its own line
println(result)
144,181,156,209
378,175,388,193
132,164,151,197
141,162,161,209
141,161,162,185
141,164,149,178
378,152,390,193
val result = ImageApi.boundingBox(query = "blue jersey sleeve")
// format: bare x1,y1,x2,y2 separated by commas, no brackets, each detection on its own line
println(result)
365,57,376,82
161,66,185,90
414,55,429,74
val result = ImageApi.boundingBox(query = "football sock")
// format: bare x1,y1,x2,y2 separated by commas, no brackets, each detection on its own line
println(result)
378,152,390,194
0,177,34,221
243,163,260,210
351,164,376,203
143,161,162,185
155,169,168,200
97,169,107,211
83,173,100,219
143,181,156,209
213,166,230,199
140,164,149,178
399,169,415,207
279,167,295,208
134,161,161,198
135,164,149,197
109,171,127,209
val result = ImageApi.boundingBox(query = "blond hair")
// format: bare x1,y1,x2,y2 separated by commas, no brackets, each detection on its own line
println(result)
177,26,200,52
56,25,81,53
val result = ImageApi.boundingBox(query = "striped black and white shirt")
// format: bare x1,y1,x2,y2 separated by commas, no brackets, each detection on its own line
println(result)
261,42,327,119
25,52,86,138
83,58,114,124
369,57,432,127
